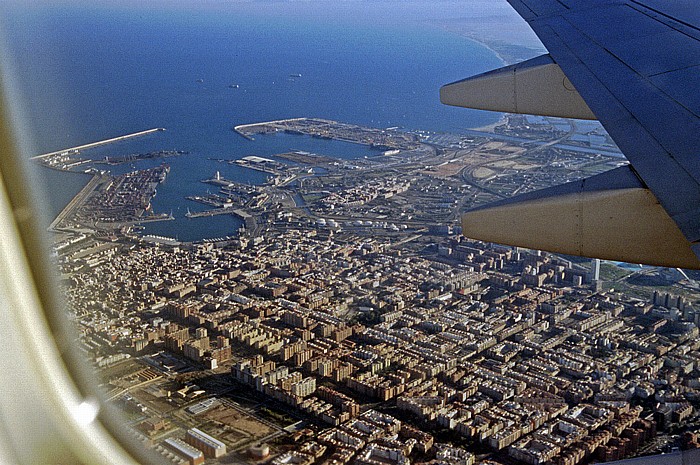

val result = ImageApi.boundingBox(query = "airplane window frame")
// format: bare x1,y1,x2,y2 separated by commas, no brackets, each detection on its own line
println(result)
0,60,162,465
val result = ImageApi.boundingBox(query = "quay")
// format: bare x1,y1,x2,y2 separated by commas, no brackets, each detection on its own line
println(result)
231,209,251,219
134,213,175,223
32,128,165,160
202,171,235,187
233,118,306,140
186,208,234,219
232,117,421,150
95,213,175,230
235,156,286,175
185,207,256,235
186,194,233,208
232,208,258,236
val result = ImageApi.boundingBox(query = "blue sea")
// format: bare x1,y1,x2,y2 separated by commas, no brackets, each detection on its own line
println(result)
2,1,504,241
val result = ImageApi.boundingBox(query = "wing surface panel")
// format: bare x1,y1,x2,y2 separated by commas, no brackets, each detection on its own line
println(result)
507,0,541,20
567,4,667,43
632,0,700,30
512,0,569,18
607,31,700,79
650,66,700,117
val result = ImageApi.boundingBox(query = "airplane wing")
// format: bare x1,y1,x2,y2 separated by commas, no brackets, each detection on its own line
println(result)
441,0,700,268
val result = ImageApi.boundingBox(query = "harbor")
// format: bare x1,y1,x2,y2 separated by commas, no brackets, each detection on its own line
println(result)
48,165,172,233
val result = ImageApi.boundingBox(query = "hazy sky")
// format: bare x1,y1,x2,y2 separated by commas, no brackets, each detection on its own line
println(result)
2,0,527,21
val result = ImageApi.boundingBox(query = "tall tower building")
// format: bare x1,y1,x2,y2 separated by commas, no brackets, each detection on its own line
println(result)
591,258,601,282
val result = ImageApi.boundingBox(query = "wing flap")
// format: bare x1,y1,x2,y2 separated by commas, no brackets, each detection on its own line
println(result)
461,167,700,268
440,54,595,119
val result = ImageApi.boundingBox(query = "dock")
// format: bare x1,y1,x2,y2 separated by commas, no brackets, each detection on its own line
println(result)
185,207,255,234
234,157,286,175
231,209,251,219
32,128,165,160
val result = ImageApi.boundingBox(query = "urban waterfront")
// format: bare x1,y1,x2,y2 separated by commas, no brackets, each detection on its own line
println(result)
52,113,700,465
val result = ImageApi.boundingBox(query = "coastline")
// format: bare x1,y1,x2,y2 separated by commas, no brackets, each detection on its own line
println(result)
428,17,545,66
448,30,542,66
429,18,544,132
469,114,507,132
433,29,511,132
461,35,509,66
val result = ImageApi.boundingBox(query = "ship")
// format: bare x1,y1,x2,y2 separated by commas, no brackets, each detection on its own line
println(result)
289,73,302,78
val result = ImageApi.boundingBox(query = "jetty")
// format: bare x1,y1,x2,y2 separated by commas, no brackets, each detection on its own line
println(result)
32,128,165,160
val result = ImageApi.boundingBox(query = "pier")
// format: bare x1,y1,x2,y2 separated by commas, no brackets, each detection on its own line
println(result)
32,128,165,160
